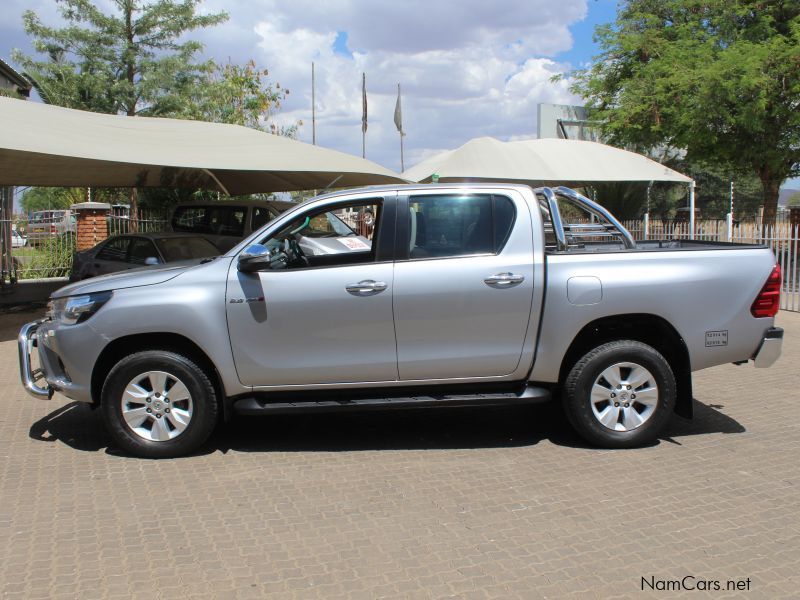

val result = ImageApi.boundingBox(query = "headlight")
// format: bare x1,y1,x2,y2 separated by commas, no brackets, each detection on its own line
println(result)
51,291,112,325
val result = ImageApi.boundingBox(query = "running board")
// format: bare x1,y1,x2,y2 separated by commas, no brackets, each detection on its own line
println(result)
232,385,551,415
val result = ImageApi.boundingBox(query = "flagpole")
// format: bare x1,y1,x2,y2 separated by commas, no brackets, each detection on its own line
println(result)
394,82,406,172
400,131,405,173
398,83,404,172
311,62,316,145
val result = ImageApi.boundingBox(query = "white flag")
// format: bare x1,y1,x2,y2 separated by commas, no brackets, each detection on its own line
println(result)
394,83,403,134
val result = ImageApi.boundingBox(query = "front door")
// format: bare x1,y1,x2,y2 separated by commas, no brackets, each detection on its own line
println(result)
227,196,398,387
392,192,535,380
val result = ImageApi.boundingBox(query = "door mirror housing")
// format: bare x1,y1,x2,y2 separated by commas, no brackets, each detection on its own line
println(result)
144,256,160,266
237,244,272,272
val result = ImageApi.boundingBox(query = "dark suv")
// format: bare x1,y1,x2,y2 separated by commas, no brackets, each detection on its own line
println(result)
170,199,296,252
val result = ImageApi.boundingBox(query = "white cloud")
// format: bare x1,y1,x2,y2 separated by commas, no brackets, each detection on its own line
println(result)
237,0,585,171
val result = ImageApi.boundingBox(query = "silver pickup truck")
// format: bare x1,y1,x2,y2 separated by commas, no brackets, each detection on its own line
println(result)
19,184,784,458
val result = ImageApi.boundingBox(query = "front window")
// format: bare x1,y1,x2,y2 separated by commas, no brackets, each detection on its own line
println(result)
128,238,160,265
96,237,130,262
259,201,381,270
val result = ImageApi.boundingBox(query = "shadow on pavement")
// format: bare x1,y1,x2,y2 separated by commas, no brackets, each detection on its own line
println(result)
29,398,745,458
29,401,110,452
660,398,746,442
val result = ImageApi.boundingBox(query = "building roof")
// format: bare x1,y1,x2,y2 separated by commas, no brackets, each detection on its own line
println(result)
0,58,31,97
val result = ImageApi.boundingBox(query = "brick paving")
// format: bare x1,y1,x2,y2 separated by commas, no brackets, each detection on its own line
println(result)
0,308,798,599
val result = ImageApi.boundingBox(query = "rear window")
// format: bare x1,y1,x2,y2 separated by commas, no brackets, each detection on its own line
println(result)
155,237,219,262
31,211,66,223
251,206,278,231
405,194,516,259
172,206,246,237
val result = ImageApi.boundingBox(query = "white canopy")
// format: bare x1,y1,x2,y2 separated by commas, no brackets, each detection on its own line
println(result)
403,136,692,185
0,97,405,194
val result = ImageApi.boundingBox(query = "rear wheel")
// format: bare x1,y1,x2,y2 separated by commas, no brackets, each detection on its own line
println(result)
563,340,675,448
101,350,218,458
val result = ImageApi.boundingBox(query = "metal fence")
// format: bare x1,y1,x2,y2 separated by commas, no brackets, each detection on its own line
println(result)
1,216,75,281
2,207,798,313
2,209,168,282
108,209,169,236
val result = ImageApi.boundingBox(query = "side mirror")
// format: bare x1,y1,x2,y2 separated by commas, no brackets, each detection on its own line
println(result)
144,257,160,266
237,244,272,272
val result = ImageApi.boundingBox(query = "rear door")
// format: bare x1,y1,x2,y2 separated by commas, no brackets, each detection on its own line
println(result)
392,190,535,380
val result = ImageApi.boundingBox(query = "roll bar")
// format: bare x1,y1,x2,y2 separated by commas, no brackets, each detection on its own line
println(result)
534,186,636,251
538,188,568,251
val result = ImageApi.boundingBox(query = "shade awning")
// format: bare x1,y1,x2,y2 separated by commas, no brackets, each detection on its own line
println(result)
0,97,406,194
403,137,692,186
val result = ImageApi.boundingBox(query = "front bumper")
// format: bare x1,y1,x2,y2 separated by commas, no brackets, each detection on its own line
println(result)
753,327,783,368
18,319,53,398
18,318,91,400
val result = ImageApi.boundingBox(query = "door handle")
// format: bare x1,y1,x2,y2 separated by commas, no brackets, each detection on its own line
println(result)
484,272,525,287
346,279,388,296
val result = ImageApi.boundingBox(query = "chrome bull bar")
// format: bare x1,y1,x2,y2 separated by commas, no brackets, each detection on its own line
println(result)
18,319,53,399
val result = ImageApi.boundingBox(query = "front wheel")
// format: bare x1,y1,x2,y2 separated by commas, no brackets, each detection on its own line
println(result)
563,340,676,448
101,350,218,458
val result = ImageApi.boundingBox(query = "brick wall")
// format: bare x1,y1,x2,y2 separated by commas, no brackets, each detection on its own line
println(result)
75,207,110,251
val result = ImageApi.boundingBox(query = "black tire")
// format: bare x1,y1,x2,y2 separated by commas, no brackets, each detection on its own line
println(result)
563,340,676,448
101,350,218,458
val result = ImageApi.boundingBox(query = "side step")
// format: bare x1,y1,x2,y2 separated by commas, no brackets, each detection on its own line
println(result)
232,385,551,415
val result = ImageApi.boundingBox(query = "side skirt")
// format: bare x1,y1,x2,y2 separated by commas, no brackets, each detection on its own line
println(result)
232,384,551,415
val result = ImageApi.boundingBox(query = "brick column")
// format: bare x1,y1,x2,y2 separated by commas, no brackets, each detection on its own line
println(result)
71,202,111,251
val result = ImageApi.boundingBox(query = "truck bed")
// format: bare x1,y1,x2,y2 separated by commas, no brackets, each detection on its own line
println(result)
549,239,766,254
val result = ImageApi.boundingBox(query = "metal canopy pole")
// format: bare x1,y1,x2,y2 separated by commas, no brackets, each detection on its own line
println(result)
689,180,696,240
645,180,652,240
727,180,734,241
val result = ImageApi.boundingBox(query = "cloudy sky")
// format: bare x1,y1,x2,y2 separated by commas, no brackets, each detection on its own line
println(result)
1,0,617,173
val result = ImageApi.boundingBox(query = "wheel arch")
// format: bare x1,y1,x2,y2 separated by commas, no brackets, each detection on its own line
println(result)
91,332,228,418
558,313,693,418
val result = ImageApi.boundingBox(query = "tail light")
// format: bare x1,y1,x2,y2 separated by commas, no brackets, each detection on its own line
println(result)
49,224,57,234
751,264,781,318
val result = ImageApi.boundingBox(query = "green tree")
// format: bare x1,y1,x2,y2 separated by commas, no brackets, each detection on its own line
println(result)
788,192,800,208
20,187,81,213
13,0,228,218
14,0,228,117
177,60,300,136
570,0,800,226
671,160,764,220
20,186,126,214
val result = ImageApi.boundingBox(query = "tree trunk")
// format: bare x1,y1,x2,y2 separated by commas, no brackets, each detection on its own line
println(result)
758,167,782,229
129,188,139,233
124,3,138,232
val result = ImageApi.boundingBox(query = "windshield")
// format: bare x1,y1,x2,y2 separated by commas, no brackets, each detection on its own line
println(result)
31,211,65,223
155,237,220,262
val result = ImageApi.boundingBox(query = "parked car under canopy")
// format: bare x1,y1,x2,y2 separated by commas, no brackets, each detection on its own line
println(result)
70,232,219,281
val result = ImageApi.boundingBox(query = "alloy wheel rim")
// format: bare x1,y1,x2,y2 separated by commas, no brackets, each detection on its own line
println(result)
590,362,658,432
120,370,193,442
